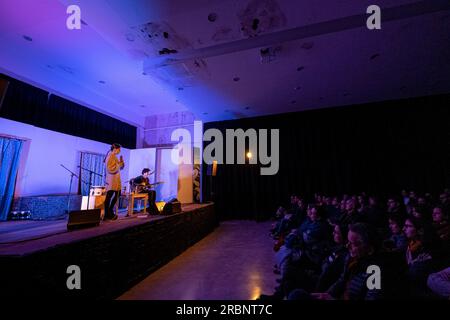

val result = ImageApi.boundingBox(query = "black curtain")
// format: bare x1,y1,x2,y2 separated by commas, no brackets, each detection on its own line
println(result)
0,76,47,125
0,74,136,148
203,94,450,221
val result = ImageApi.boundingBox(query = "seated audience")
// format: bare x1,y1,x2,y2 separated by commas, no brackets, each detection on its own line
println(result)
364,196,386,231
314,223,349,292
262,222,346,300
339,198,364,225
439,192,450,213
387,196,406,218
384,214,408,253
403,217,438,298
296,204,332,266
288,223,383,300
431,206,450,243
427,267,450,299
265,189,450,300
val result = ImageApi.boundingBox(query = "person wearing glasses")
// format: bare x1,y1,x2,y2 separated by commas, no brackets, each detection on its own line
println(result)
288,223,383,300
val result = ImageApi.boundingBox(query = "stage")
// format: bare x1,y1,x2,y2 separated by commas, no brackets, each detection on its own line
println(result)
0,203,217,299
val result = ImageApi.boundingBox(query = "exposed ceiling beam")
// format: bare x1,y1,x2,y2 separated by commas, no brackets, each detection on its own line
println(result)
144,0,450,70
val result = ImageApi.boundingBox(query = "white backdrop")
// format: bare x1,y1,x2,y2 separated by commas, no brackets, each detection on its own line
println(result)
0,117,131,197
129,147,179,202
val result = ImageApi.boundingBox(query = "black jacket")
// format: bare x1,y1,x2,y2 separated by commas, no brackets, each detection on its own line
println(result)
327,254,383,300
315,246,348,292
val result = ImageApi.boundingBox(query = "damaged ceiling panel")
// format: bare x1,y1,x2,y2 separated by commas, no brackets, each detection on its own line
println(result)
3,0,449,124
145,58,211,89
130,21,192,58
238,0,287,38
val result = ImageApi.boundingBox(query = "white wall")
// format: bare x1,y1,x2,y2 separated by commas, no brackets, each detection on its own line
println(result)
128,148,156,190
128,148,180,202
0,117,131,197
156,148,179,202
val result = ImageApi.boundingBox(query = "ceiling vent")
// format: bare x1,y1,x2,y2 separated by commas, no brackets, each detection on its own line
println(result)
259,46,281,63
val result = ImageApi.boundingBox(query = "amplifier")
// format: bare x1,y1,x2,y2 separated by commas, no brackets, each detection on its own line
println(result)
67,209,101,231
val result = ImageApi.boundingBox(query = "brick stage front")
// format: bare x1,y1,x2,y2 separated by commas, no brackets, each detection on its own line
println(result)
0,203,217,299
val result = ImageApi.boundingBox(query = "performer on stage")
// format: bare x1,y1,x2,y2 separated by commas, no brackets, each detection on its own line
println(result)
104,143,124,220
132,168,159,215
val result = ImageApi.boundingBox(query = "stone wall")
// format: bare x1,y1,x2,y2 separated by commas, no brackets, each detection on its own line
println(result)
11,194,82,220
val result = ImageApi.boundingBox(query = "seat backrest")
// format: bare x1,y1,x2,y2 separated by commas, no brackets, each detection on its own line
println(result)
129,178,135,194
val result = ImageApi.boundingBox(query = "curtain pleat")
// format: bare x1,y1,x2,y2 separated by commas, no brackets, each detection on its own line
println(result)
0,137,23,221
80,152,106,196
203,95,450,221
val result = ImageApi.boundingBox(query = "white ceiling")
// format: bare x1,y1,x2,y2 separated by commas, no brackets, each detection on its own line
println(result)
1,0,449,127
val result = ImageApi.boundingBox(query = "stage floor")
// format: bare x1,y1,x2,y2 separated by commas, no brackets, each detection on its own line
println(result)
0,202,217,298
0,203,209,257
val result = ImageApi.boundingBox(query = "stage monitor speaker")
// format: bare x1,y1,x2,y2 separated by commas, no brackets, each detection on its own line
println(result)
67,209,101,231
162,198,182,215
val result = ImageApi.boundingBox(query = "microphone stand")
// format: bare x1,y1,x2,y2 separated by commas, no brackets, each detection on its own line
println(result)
78,166,103,211
60,164,82,214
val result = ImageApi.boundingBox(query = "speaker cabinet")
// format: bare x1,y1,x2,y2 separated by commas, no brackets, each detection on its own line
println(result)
67,209,101,231
162,199,182,215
